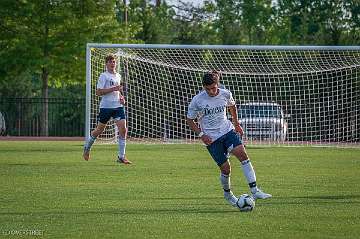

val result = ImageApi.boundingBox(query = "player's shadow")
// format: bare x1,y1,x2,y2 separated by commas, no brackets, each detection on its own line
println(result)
0,207,239,217
2,163,30,166
0,194,240,217
290,195,360,200
1,147,81,153
154,196,220,201
264,195,360,205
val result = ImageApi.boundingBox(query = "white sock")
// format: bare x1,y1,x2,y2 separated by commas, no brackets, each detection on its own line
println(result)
220,173,231,191
220,174,237,206
84,135,96,150
118,136,126,158
241,159,258,193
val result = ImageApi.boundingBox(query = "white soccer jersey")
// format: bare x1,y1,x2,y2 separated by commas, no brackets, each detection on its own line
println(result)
97,71,123,108
187,88,236,141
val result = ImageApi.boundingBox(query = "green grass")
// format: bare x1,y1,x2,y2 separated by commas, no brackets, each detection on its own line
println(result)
0,141,359,239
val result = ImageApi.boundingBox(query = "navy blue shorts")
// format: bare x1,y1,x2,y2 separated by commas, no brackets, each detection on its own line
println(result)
206,130,243,167
98,107,126,124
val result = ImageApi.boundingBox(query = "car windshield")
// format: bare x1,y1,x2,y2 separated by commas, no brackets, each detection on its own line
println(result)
239,105,282,118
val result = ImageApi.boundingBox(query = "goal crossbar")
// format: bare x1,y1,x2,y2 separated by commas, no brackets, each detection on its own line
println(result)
87,43,360,51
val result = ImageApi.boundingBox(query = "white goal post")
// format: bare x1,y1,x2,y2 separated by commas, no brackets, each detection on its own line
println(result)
85,44,360,146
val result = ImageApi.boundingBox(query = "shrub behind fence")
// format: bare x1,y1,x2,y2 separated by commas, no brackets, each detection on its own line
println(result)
0,98,85,137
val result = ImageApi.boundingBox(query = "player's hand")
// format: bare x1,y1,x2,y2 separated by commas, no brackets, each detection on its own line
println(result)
119,95,126,105
201,135,213,145
114,85,123,92
234,123,244,136
234,123,246,146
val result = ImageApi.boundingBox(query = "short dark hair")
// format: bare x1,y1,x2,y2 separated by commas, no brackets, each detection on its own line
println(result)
202,70,220,86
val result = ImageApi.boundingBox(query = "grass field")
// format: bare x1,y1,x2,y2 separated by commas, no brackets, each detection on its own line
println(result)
0,141,359,239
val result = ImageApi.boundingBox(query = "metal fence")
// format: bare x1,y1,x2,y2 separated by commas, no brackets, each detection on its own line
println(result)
0,98,85,137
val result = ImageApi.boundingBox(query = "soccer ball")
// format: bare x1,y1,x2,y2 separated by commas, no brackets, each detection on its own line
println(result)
236,194,255,212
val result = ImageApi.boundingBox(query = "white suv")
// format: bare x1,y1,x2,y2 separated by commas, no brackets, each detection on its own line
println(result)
238,102,288,141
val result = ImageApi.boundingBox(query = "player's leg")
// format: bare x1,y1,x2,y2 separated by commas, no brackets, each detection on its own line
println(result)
115,119,131,164
207,138,237,207
83,108,110,161
219,161,238,207
83,122,106,161
226,130,272,200
114,107,131,164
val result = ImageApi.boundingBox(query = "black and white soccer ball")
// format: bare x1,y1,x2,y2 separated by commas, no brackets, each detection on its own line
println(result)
236,194,255,212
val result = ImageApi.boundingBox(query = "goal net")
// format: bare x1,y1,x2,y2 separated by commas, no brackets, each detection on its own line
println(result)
85,44,360,146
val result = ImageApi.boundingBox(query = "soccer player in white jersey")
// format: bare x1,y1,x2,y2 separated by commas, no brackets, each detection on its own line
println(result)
186,71,271,207
83,54,131,164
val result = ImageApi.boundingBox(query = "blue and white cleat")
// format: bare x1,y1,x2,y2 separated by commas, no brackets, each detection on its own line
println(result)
252,189,272,200
224,191,238,207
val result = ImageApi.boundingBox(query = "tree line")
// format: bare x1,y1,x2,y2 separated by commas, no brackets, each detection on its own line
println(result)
0,0,359,136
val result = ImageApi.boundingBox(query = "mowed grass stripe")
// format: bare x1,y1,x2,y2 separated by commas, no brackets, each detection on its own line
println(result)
0,141,359,239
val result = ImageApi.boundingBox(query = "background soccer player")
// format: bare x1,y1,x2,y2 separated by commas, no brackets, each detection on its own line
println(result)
83,54,131,164
186,71,271,207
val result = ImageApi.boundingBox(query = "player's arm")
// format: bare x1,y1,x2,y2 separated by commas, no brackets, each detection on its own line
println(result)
119,82,126,104
119,94,126,105
186,117,213,145
187,98,213,145
228,105,244,136
186,117,202,135
96,85,122,96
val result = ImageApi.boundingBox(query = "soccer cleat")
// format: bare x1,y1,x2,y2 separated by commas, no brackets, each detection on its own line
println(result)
83,147,90,161
116,156,132,164
252,189,272,200
224,191,238,207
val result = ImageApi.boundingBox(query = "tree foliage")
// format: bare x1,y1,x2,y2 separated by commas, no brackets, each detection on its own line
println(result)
0,0,135,135
171,1,218,44
0,0,358,135
274,0,360,45
0,0,358,98
117,0,176,43
0,0,133,99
